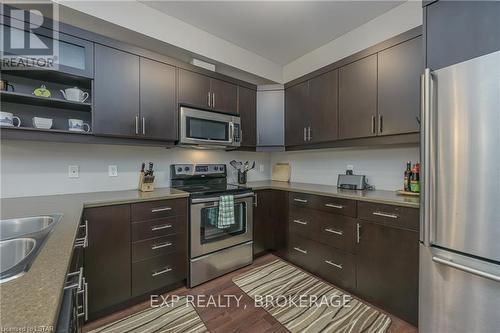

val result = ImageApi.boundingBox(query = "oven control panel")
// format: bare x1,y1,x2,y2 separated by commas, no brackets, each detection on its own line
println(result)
171,164,226,178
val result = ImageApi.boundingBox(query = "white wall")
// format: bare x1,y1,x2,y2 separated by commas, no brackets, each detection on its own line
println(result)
283,1,422,82
0,141,271,198
270,146,419,191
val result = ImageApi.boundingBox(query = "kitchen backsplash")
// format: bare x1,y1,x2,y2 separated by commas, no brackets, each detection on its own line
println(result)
270,146,420,191
0,141,271,198
1,141,419,198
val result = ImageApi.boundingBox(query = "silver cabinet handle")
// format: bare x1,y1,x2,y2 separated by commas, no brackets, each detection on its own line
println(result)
64,266,83,290
378,114,383,133
303,127,307,141
308,126,312,141
325,260,343,269
207,92,211,107
293,247,307,254
135,115,139,135
152,267,172,277
324,228,343,236
293,219,308,225
253,193,258,207
432,256,500,283
325,203,343,209
212,92,215,108
79,278,88,321
75,219,88,248
293,198,308,203
151,207,172,213
356,223,361,243
371,115,376,134
152,242,172,250
372,211,399,219
142,117,146,135
151,224,172,231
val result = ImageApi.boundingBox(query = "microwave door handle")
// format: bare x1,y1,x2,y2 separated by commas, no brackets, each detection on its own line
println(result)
229,122,234,143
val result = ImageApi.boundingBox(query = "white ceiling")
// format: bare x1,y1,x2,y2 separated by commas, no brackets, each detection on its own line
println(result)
141,1,403,65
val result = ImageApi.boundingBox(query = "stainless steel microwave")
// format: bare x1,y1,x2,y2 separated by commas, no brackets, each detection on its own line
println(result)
178,107,241,149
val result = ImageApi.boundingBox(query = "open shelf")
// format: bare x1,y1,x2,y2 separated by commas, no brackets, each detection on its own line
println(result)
0,126,92,135
1,91,92,111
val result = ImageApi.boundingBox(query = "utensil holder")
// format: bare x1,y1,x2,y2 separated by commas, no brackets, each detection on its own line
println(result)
237,170,247,184
138,172,155,192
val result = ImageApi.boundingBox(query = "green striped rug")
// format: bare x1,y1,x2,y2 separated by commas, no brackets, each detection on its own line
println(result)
233,259,391,333
89,296,208,333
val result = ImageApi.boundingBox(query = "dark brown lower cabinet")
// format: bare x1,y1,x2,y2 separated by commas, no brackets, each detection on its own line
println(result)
84,205,131,318
253,190,288,257
356,221,419,326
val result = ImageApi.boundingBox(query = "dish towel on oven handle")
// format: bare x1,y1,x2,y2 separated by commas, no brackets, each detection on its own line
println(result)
217,195,235,228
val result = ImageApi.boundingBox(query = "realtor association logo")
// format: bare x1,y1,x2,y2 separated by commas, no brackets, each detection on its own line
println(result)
1,1,59,70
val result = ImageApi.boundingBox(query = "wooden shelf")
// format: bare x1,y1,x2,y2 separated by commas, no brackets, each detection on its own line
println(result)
1,91,92,111
0,126,92,135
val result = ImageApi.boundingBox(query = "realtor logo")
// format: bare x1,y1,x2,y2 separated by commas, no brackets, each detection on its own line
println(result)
1,1,59,70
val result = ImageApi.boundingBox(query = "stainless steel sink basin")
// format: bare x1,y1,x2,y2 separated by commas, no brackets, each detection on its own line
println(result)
0,238,36,275
0,214,62,283
0,214,62,240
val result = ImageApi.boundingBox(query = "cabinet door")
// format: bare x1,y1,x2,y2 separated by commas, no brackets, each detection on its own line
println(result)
178,69,211,109
139,58,177,141
84,205,131,317
357,221,419,325
253,190,271,257
238,86,257,147
339,54,377,139
210,78,238,115
309,70,338,143
378,36,422,135
94,45,139,137
285,81,309,146
269,190,288,255
426,1,500,70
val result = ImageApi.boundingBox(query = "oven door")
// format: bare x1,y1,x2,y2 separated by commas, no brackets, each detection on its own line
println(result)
190,192,253,258
179,107,240,147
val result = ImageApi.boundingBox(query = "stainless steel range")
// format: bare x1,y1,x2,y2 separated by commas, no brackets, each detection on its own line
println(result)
170,164,254,287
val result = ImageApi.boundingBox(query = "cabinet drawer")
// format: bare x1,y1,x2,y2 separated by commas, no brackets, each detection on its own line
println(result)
288,206,317,239
131,199,187,222
132,233,186,263
131,216,186,242
287,234,317,272
131,252,187,296
317,214,357,253
358,202,419,231
289,192,316,209
316,196,357,217
316,243,356,292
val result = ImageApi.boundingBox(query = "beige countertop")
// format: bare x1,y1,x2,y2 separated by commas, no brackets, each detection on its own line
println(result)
245,181,420,208
0,188,188,330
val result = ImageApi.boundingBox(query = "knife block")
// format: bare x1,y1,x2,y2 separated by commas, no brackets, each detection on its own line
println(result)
138,172,155,192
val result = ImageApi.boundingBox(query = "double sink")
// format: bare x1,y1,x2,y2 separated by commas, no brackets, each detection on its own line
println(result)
0,214,62,283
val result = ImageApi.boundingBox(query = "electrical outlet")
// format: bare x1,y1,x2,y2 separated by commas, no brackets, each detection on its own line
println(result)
259,164,265,172
108,165,118,177
68,165,79,178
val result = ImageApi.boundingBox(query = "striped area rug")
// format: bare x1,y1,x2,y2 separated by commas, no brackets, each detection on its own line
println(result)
88,296,208,333
233,259,392,333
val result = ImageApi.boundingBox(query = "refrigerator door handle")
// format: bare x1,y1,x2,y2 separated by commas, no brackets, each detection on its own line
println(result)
420,68,435,246
432,255,500,283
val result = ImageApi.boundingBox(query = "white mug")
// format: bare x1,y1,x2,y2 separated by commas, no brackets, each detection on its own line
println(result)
60,87,89,102
68,119,90,133
0,111,21,127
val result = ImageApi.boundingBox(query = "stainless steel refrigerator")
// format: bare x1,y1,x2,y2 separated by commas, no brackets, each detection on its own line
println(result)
419,50,500,332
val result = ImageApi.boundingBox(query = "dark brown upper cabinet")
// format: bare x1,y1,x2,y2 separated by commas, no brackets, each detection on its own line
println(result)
308,70,339,143
285,81,309,146
139,58,177,141
84,205,131,318
378,36,422,136
425,1,500,71
338,54,378,139
93,45,140,137
238,86,257,147
178,69,238,115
